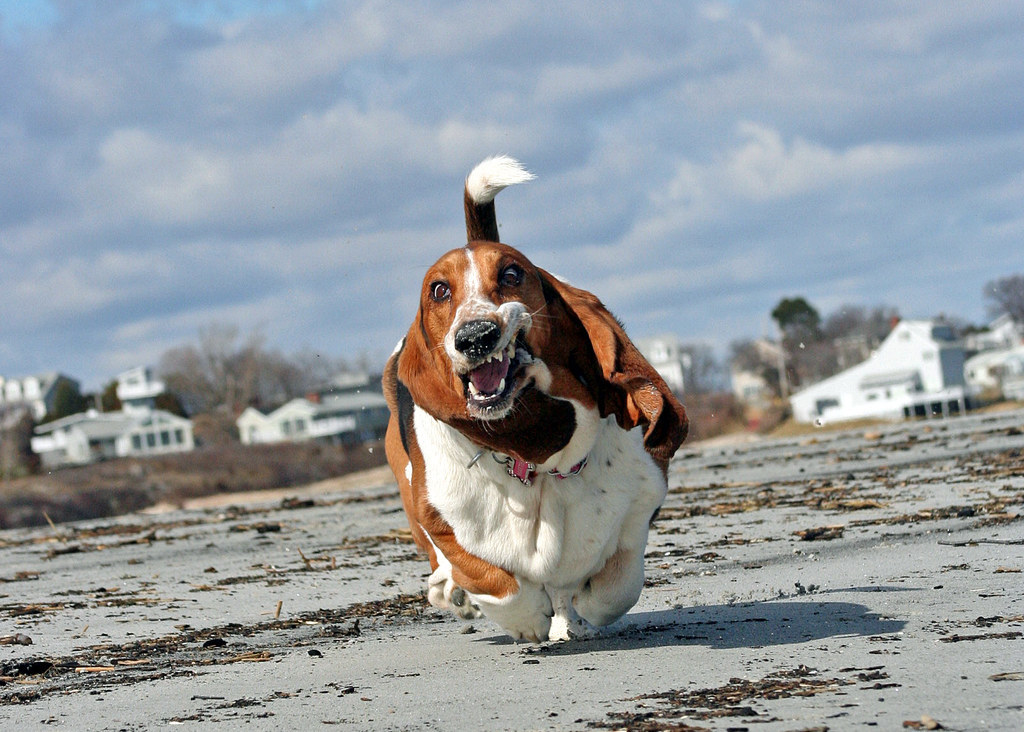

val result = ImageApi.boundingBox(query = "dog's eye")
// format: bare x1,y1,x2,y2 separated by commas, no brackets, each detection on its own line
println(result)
500,264,524,288
430,281,451,302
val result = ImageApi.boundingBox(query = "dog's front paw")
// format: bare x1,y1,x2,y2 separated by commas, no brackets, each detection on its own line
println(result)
548,611,597,641
503,613,553,643
546,589,597,641
473,583,553,642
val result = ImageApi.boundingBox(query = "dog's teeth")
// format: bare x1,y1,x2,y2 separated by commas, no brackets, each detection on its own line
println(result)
498,378,506,393
468,382,480,397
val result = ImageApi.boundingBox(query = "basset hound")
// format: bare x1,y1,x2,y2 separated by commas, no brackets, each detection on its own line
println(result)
383,156,688,641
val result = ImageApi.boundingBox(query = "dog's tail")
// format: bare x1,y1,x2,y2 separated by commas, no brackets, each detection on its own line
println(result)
464,156,534,243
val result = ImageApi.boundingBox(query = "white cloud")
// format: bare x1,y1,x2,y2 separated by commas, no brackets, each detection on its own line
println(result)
629,122,928,249
690,122,924,204
84,128,233,224
2,1,1024,387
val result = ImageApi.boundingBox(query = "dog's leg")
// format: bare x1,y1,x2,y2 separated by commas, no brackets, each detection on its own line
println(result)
575,451,667,627
573,483,661,628
572,545,645,628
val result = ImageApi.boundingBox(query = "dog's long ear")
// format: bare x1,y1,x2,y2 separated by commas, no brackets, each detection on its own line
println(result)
464,156,534,243
394,315,466,426
540,270,688,472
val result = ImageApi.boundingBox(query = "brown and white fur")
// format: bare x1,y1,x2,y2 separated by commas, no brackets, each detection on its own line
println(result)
383,156,687,641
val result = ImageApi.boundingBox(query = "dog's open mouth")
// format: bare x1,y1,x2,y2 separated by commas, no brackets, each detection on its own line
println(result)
461,334,532,418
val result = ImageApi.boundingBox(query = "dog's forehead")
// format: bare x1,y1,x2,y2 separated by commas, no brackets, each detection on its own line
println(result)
425,242,534,285
465,241,534,275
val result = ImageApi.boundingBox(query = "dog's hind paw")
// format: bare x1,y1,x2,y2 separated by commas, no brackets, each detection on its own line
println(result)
450,587,482,619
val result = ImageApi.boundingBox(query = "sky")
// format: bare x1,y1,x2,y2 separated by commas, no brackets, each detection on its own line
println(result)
2,1,1023,391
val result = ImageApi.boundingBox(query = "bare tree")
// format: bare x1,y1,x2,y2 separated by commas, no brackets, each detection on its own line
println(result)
984,274,1024,323
821,304,900,369
680,343,724,395
1,407,39,479
159,323,268,414
821,305,899,342
158,323,358,416
288,348,352,395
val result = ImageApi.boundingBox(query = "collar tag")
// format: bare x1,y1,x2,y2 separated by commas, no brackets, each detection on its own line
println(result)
506,457,536,485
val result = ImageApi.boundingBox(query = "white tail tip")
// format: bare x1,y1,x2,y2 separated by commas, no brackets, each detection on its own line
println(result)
465,155,535,204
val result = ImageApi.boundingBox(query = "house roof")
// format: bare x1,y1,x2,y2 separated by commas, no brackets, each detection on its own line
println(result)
965,344,1024,370
859,369,920,390
34,409,109,434
75,415,138,441
243,391,389,424
34,408,191,437
317,391,387,413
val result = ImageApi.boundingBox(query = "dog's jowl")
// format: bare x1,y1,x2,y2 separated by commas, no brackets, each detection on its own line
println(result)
382,156,688,642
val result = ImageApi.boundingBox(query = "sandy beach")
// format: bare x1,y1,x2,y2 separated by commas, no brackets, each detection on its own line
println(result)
2,408,1022,730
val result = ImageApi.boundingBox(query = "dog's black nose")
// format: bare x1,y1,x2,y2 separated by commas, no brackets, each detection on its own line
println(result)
454,320,501,360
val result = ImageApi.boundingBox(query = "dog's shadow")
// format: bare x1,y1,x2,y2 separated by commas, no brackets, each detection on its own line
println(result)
478,586,909,654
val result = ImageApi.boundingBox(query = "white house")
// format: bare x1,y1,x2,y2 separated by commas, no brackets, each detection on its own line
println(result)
237,389,389,446
31,408,195,468
0,372,80,421
635,335,690,396
789,320,968,424
963,315,1024,400
965,344,1024,399
1001,350,1024,401
964,313,1024,352
116,366,166,413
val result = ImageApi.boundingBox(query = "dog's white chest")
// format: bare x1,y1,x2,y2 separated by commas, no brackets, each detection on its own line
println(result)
413,406,665,589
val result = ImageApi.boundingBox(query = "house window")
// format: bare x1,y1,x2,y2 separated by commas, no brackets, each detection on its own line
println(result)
295,419,306,433
174,429,184,444
815,398,839,415
146,433,156,448
160,431,171,446
132,434,142,450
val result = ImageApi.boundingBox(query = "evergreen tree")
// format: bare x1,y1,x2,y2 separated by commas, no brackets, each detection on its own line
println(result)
41,380,88,423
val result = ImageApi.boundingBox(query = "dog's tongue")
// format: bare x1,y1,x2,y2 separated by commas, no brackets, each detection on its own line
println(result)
469,354,510,395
